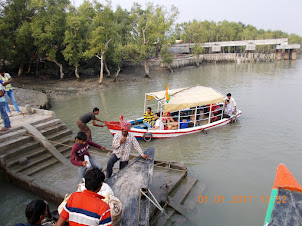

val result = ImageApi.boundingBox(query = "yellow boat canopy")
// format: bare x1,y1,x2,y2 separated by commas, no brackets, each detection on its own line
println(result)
146,86,224,112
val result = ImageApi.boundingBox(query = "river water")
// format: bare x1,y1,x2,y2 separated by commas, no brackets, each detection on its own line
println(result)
2,58,302,225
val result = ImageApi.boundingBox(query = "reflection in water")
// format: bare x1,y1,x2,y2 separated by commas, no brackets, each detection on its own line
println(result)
1,58,302,225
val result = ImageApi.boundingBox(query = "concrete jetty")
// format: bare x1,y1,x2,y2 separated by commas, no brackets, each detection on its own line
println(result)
0,107,202,225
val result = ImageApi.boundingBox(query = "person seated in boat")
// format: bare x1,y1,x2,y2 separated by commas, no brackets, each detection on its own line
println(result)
55,168,112,226
106,121,149,178
162,112,170,130
15,200,48,226
143,107,155,129
71,132,106,181
210,104,223,122
224,93,237,114
167,117,178,130
150,113,164,130
223,99,234,118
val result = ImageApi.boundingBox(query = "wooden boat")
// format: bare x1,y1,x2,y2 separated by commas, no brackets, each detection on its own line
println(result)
264,164,302,226
105,86,242,141
105,146,155,226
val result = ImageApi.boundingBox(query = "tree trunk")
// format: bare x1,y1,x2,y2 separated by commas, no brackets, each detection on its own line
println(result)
99,52,104,84
27,59,32,73
104,61,110,77
196,55,200,67
49,58,64,79
18,61,24,77
75,65,80,79
144,60,150,78
168,65,174,73
36,61,39,76
114,64,121,82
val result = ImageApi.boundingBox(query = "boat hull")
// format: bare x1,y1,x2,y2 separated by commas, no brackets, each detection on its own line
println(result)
105,110,242,140
105,147,155,226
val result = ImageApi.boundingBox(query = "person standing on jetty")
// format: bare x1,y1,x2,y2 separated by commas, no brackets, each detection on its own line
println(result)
77,107,104,141
71,132,106,180
55,168,112,226
106,121,149,178
0,80,11,132
0,72,22,116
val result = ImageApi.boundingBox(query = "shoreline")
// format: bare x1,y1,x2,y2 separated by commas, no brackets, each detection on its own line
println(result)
12,55,300,106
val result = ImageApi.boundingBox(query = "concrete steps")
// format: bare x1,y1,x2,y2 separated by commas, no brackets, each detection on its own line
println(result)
0,135,34,153
1,141,40,161
46,129,73,141
1,115,73,178
34,119,62,131
31,117,55,126
0,129,27,143
11,142,72,175
152,176,198,226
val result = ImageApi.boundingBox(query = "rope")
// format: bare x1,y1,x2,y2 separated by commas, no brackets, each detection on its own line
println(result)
140,188,169,217
23,133,74,148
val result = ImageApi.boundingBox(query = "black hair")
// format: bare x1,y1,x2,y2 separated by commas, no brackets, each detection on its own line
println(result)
147,107,152,111
226,99,230,102
154,113,159,117
76,131,87,141
85,168,105,192
25,200,46,224
227,93,231,97
93,107,99,112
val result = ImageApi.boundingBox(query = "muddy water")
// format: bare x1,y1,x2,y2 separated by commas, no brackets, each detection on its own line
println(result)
2,58,302,225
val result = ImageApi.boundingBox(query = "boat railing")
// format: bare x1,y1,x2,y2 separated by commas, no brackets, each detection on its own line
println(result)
160,104,224,129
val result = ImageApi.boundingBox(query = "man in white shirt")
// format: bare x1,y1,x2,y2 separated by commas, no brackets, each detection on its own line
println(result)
151,113,164,130
224,93,236,113
223,99,234,118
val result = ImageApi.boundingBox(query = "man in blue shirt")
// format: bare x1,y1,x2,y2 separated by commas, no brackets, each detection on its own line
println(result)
0,81,11,131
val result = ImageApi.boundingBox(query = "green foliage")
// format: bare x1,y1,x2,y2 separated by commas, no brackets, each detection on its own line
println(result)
161,45,174,65
0,0,301,78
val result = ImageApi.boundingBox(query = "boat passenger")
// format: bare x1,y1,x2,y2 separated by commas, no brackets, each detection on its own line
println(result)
168,117,178,130
0,80,10,132
15,200,48,226
76,107,104,141
151,113,164,130
106,121,149,178
55,168,112,226
223,99,234,118
224,93,236,113
143,107,155,128
71,132,106,180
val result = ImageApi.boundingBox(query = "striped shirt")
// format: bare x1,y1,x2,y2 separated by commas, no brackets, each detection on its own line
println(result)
0,73,12,91
143,111,155,125
112,131,143,161
60,190,112,226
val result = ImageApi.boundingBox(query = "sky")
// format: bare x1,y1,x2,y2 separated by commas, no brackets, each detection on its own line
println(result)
73,0,302,36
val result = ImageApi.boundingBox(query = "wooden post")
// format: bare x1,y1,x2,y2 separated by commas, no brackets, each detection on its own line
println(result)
275,49,282,61
284,49,289,60
289,49,297,60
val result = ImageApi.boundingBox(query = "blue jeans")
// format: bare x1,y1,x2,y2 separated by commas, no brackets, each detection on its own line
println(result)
106,154,129,178
78,157,103,180
4,89,20,113
143,122,152,128
0,101,11,128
